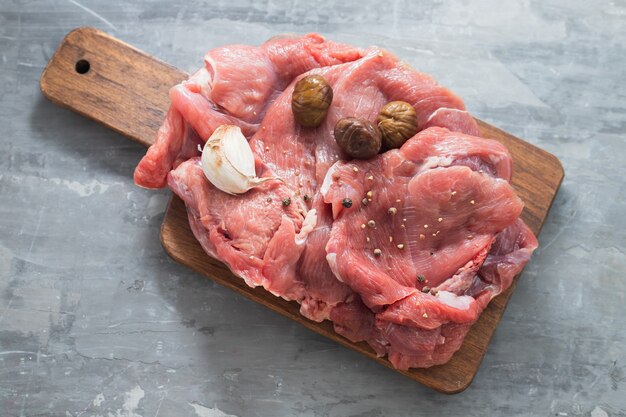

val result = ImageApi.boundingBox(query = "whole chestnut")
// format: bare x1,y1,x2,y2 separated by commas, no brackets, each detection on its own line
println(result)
377,101,418,149
291,75,333,127
334,117,382,159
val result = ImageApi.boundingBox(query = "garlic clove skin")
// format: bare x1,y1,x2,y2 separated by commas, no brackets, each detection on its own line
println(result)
221,125,256,178
201,125,274,195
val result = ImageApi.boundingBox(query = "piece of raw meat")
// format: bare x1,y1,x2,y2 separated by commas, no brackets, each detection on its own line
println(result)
135,34,364,188
250,48,479,194
322,127,520,308
322,127,538,368
160,47,480,323
137,34,537,370
168,157,317,300
422,107,481,136
243,49,480,321
207,33,363,124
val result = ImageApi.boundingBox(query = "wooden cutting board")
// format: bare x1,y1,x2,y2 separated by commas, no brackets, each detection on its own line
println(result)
40,27,564,394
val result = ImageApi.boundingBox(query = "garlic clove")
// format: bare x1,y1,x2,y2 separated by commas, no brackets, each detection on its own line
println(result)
201,125,275,195
220,125,256,178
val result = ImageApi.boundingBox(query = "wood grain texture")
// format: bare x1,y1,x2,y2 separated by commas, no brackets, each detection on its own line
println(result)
40,27,564,394
40,27,186,148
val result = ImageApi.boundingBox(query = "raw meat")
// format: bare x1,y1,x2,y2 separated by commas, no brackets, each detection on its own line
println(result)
168,157,317,300
422,108,481,136
244,49,481,321
135,34,537,370
249,48,478,193
322,127,521,309
321,127,537,368
135,34,364,188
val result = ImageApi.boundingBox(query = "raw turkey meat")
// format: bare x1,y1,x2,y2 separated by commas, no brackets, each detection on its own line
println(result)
134,34,364,188
168,157,316,300
322,127,537,368
322,126,520,309
134,34,538,369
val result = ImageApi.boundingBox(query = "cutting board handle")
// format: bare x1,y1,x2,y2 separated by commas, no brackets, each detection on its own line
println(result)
40,27,187,148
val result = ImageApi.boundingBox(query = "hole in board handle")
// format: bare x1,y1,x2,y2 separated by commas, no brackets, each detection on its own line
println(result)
75,59,90,74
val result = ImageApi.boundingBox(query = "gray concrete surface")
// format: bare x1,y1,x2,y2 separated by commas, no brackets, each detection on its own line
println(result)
1,1,625,416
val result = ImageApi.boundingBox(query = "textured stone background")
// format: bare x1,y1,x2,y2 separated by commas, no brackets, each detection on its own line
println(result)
1,1,625,416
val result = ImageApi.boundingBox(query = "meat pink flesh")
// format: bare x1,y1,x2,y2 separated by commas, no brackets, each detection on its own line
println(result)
135,34,537,369
322,127,537,368
135,34,364,189
167,158,316,301
243,49,483,323
297,202,353,322
422,108,481,136
205,32,363,124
